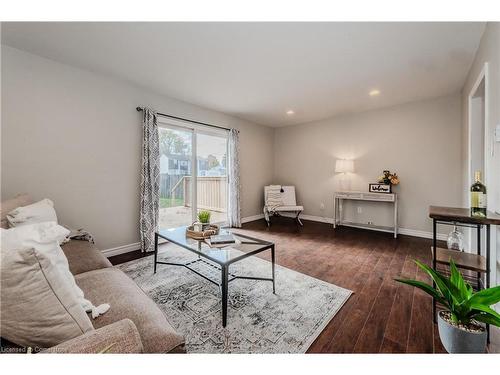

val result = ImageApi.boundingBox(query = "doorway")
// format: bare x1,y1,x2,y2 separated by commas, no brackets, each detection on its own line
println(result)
467,62,496,287
468,71,486,190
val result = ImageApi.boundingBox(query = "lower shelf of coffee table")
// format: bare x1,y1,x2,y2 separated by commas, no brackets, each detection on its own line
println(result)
180,258,237,286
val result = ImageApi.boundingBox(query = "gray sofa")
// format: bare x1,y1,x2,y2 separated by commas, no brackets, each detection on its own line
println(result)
44,240,185,353
1,193,184,353
48,240,185,353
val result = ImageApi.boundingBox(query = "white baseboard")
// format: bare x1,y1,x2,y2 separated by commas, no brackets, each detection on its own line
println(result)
298,214,333,224
241,214,265,223
102,242,140,257
101,214,446,258
398,228,447,241
260,212,448,241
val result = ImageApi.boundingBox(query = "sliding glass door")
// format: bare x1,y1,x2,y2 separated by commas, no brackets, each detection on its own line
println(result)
158,126,194,228
196,132,228,225
158,119,228,229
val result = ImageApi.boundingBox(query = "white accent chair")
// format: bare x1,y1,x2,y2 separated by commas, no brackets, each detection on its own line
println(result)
263,185,304,226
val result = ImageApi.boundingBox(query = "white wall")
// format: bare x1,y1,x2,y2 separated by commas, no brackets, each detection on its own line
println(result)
273,95,463,236
0,40,476,251
1,46,274,250
461,22,500,287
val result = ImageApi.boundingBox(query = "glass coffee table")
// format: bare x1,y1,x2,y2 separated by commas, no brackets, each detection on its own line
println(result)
154,226,276,327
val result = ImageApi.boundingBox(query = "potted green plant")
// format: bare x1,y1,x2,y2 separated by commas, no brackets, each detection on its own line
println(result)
395,259,500,353
197,210,211,230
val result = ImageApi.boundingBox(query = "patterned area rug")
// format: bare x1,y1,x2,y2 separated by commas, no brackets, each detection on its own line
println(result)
118,243,352,353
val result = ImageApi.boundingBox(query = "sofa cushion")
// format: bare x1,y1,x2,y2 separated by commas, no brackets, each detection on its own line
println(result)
43,319,143,354
61,240,112,276
1,242,94,349
1,194,32,228
75,268,185,353
1,223,103,316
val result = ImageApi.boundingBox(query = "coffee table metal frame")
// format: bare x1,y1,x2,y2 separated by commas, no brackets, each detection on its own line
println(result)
154,229,276,327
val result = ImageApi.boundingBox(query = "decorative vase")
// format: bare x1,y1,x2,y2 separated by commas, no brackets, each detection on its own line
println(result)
437,311,487,353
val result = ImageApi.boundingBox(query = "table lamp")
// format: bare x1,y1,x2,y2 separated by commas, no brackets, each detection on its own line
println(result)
335,159,354,190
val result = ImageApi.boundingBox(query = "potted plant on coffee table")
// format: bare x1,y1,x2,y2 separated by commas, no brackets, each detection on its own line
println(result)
198,210,211,230
395,259,500,353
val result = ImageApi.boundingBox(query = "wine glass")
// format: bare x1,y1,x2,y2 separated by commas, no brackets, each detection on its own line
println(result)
446,224,464,252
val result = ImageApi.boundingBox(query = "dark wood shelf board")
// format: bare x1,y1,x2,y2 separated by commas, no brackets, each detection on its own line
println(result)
431,247,487,273
429,205,500,225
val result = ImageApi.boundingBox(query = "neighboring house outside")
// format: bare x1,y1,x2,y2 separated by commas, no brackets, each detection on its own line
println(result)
160,153,226,176
160,154,191,175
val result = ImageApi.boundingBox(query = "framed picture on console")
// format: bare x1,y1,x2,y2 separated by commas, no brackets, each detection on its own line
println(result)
369,183,392,193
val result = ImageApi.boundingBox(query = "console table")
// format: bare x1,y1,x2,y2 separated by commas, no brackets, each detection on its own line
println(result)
333,191,398,238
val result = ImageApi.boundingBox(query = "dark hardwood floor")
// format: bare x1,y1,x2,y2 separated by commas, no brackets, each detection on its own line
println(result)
109,217,499,353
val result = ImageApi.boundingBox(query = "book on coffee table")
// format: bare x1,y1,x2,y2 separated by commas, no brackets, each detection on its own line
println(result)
209,234,236,245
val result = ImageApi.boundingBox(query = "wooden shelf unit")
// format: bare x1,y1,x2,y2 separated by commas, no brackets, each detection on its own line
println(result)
431,246,487,273
428,206,500,342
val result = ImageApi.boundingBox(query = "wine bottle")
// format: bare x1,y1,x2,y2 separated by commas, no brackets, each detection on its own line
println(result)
470,171,487,217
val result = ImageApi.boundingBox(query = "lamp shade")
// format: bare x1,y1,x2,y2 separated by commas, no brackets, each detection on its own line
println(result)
335,159,354,173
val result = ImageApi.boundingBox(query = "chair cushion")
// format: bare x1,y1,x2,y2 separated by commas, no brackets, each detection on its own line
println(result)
272,205,303,212
61,240,112,276
75,268,185,353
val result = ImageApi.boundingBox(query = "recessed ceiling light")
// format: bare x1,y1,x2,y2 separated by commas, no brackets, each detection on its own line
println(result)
369,89,381,97
286,110,295,115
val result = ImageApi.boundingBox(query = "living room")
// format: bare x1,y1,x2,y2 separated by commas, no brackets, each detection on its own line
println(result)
1,0,500,372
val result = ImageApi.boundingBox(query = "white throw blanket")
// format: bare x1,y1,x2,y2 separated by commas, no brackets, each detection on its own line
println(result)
266,185,284,211
1,222,109,319
63,227,96,244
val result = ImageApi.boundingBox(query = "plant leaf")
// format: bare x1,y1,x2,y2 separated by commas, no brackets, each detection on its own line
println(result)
394,278,446,305
449,259,470,300
473,312,500,327
469,304,500,321
413,260,457,305
468,285,500,307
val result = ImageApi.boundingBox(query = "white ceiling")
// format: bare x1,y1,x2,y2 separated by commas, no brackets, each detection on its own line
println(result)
1,22,485,127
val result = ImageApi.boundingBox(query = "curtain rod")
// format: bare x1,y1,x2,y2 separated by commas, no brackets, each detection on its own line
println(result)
136,107,236,132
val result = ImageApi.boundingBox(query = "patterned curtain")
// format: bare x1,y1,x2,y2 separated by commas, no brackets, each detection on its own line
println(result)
140,107,160,252
228,129,241,227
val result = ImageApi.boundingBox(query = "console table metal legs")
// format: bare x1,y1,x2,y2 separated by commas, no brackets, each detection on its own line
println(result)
333,192,398,238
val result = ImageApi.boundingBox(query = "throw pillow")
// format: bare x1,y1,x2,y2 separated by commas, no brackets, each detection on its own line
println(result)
0,193,32,228
2,222,110,318
0,225,94,348
6,198,58,227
